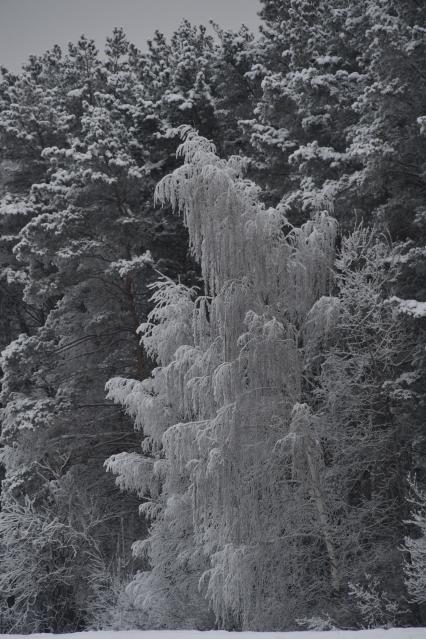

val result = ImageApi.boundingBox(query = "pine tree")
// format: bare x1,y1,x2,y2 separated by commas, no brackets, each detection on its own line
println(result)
1,6,424,632
0,22,253,630
244,0,366,221
0,34,181,631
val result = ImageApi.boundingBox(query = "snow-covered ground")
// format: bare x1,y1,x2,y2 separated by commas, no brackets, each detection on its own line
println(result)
2,629,425,639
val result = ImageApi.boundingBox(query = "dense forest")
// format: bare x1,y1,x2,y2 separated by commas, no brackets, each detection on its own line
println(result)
0,0,425,633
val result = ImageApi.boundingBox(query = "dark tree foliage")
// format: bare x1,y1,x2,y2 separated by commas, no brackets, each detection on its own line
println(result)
0,2,424,632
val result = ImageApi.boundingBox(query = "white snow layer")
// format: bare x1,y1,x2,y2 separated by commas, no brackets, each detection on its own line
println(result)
2,629,426,639
390,296,426,318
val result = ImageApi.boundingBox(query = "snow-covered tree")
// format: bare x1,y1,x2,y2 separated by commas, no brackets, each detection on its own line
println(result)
0,23,256,631
106,127,340,629
0,33,169,631
107,121,421,629
1,7,424,631
242,0,366,222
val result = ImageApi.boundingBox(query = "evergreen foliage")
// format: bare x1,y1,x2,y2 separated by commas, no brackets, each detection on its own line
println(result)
0,2,425,632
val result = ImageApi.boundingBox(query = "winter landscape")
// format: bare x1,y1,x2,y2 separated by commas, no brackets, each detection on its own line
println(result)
0,0,425,636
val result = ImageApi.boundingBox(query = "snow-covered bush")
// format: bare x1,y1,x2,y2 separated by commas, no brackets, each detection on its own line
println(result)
349,577,403,629
403,479,426,606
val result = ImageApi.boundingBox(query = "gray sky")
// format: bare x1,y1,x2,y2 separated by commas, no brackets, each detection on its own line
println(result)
0,0,261,72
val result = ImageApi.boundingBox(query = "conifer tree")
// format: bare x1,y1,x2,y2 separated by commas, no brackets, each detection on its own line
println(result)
0,23,255,630
1,6,424,632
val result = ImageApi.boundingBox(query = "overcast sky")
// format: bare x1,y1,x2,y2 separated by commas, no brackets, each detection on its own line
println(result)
0,0,261,72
